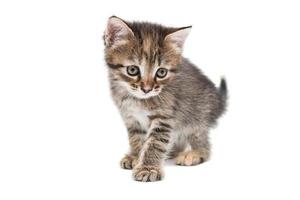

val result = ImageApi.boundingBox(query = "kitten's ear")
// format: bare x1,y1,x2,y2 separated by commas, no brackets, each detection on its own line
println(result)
164,26,192,52
104,16,134,47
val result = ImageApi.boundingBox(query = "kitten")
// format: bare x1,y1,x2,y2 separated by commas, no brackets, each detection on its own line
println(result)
103,16,227,182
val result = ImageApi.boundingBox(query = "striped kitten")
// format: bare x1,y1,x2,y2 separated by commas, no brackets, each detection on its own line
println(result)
103,16,227,182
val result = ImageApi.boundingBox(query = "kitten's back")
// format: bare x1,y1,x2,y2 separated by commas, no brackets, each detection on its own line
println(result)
166,58,227,126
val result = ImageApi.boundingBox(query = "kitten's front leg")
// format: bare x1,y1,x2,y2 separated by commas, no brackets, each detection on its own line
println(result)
133,120,172,182
120,125,146,170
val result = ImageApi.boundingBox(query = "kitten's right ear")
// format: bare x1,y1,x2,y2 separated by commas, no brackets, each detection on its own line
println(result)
104,16,134,47
164,26,192,53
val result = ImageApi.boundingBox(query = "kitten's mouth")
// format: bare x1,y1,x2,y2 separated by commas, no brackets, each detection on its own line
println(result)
131,90,159,99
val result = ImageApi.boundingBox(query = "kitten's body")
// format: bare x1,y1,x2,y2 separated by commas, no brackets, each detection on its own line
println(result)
110,58,226,156
104,17,227,182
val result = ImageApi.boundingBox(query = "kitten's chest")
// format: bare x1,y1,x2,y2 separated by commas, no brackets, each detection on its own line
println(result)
130,107,150,130
119,100,151,130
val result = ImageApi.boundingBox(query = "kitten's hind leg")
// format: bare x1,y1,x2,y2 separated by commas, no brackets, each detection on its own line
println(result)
167,134,188,159
176,128,210,166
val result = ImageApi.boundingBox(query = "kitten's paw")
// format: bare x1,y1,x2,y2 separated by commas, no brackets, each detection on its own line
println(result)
176,150,209,166
132,165,164,182
120,155,138,170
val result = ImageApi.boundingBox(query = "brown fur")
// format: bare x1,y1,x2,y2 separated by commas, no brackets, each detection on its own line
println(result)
104,16,227,182
104,17,184,92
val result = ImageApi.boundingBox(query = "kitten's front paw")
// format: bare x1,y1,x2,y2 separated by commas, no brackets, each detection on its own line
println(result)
120,155,138,170
176,150,209,166
132,165,164,182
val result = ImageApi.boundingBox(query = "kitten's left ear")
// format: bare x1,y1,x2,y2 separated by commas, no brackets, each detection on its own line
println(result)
164,26,192,52
104,16,134,47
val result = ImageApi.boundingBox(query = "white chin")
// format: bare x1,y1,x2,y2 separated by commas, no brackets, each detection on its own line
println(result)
131,91,158,99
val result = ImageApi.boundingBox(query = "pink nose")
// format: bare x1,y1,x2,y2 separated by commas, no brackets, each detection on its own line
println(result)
141,83,153,94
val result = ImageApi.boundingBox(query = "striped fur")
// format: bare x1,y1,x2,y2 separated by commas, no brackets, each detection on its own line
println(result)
104,16,228,182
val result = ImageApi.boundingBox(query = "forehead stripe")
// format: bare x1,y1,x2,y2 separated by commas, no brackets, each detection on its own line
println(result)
107,63,124,69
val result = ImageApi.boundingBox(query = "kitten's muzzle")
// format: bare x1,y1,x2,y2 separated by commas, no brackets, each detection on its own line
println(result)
141,86,153,94
141,82,153,94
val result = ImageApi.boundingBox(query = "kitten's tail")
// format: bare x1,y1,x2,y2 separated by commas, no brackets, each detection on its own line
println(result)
219,77,228,103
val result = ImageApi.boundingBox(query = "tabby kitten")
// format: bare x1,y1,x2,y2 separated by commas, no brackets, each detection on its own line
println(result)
103,16,227,182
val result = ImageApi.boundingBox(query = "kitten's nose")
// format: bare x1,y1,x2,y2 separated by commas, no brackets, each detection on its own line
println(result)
141,84,153,94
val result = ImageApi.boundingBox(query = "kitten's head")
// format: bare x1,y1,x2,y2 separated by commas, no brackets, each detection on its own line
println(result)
104,16,191,99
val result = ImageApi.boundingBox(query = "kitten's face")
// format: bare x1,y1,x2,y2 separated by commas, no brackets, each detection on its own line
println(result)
110,60,176,99
104,16,191,99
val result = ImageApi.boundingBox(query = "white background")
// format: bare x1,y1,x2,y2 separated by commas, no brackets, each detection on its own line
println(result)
0,0,300,199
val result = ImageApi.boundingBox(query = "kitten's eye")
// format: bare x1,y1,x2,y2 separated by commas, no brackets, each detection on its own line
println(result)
156,68,168,78
127,65,140,76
